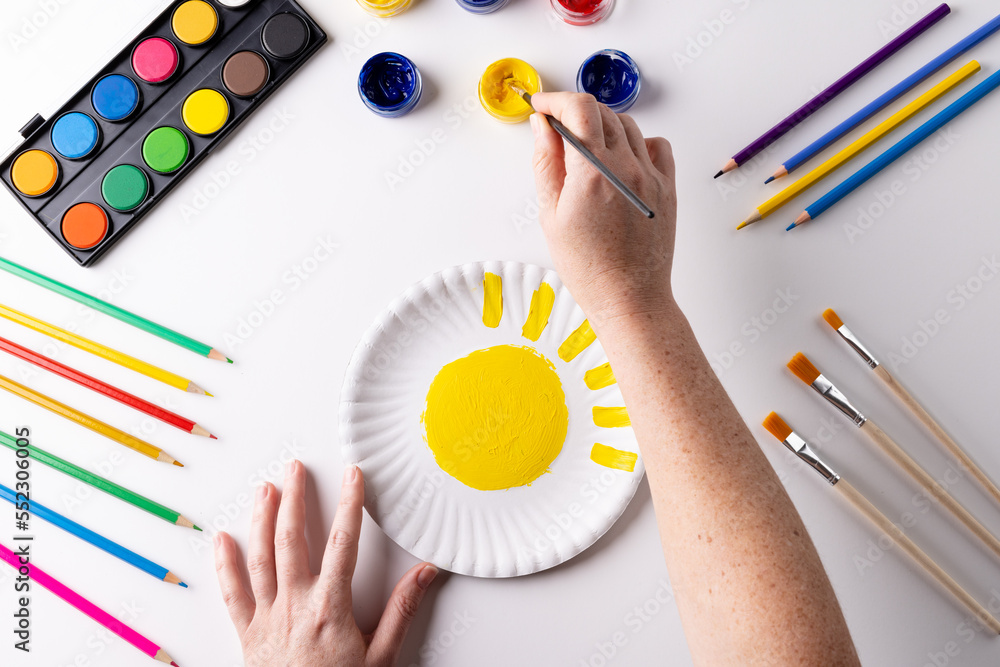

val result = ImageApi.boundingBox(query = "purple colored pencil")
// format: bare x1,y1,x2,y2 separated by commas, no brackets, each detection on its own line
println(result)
714,3,950,178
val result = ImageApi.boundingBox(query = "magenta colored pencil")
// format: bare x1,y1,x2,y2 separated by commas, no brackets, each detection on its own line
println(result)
715,3,950,177
0,543,177,664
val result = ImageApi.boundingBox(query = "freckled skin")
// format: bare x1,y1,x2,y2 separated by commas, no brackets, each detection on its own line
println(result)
530,92,860,666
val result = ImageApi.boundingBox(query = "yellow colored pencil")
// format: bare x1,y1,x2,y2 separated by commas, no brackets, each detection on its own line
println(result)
0,303,210,395
0,374,182,466
737,60,980,230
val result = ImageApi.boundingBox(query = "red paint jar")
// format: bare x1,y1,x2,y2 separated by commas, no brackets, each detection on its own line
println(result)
550,0,614,25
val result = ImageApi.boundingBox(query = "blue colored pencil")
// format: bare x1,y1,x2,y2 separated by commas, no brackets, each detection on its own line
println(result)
0,483,186,586
768,12,1000,183
790,67,1000,228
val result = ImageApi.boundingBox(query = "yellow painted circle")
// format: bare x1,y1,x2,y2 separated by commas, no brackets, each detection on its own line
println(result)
171,0,219,46
422,345,567,491
355,0,412,17
479,58,542,124
182,89,229,135
11,150,59,196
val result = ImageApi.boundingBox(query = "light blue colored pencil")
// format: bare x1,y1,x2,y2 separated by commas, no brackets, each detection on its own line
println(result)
0,483,186,586
789,67,1000,228
768,12,1000,183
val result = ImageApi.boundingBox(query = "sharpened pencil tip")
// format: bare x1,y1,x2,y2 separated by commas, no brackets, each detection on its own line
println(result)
764,176,774,184
713,170,723,179
786,223,796,231
205,392,214,398
171,662,179,666
226,357,233,364
210,434,217,440
179,582,188,588
194,525,203,531
173,461,184,467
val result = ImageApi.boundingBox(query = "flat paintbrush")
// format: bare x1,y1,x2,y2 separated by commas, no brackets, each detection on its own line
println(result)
508,83,655,219
762,411,1000,634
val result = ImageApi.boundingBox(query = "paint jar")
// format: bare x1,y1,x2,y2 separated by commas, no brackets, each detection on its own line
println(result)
576,49,641,113
456,0,510,14
355,0,412,18
550,0,614,25
358,52,422,118
479,58,542,124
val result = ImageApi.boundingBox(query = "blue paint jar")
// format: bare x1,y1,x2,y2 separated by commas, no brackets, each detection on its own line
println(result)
576,49,641,113
358,52,422,118
455,0,510,14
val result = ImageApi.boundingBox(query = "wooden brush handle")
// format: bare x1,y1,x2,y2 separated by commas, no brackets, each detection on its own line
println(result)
836,479,1000,634
860,420,1000,561
875,365,1000,506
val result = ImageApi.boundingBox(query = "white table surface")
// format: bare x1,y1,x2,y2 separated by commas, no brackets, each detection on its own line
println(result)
1,0,1000,664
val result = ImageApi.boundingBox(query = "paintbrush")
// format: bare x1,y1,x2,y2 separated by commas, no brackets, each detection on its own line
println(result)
822,308,1000,507
787,352,1000,562
508,83,655,219
762,411,1000,634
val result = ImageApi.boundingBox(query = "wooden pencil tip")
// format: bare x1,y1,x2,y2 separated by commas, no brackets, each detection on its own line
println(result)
171,662,179,666
713,170,723,179
794,211,811,225
193,525,203,531
179,582,188,588
226,358,233,364
210,434,217,440
763,176,774,184
173,460,184,467
785,223,796,231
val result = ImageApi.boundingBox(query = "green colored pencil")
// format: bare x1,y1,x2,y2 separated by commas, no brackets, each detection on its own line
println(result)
0,431,200,530
0,256,231,363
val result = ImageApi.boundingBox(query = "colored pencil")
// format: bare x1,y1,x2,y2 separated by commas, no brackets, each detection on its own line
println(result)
768,12,1000,182
0,335,215,438
787,352,1000,562
737,61,979,229
0,543,179,664
0,484,185,586
510,84,655,219
0,430,199,529
822,308,1000,507
714,3,950,177
0,374,182,466
762,412,1000,634
0,255,230,363
791,67,1000,227
0,302,210,395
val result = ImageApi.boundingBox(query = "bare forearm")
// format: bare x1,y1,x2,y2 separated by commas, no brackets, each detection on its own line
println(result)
594,304,859,666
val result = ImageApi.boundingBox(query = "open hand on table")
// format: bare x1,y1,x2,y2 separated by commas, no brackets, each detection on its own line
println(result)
213,461,439,666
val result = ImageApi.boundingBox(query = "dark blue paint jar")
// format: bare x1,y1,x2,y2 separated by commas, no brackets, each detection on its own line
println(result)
576,49,641,113
455,0,510,14
358,52,422,118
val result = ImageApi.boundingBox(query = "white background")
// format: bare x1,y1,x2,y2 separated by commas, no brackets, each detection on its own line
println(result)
1,0,999,665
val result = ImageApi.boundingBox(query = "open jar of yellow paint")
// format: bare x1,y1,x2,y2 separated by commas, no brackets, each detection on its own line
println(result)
478,58,542,124
355,0,412,17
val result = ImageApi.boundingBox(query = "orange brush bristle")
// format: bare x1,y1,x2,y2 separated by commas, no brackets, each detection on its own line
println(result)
822,308,844,329
787,352,821,384
762,412,793,442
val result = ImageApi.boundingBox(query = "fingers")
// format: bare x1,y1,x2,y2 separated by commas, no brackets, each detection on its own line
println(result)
214,532,255,635
618,114,653,165
531,112,566,214
246,481,278,605
369,563,439,665
645,137,675,180
274,460,311,590
318,465,365,610
530,92,607,147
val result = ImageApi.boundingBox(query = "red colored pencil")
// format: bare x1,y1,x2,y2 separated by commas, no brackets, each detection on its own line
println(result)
0,336,215,438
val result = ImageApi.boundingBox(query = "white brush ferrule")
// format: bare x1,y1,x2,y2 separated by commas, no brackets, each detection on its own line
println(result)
811,374,867,427
837,325,879,369
783,431,840,485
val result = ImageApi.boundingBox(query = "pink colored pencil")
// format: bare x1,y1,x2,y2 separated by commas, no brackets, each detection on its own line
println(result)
0,543,178,664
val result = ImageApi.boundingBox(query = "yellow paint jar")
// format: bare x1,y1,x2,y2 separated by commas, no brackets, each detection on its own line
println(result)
479,58,542,124
355,0,413,18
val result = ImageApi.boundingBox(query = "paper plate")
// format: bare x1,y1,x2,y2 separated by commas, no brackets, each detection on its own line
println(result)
340,261,644,577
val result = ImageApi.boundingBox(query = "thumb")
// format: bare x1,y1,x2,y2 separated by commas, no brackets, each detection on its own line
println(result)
369,563,438,663
531,112,566,216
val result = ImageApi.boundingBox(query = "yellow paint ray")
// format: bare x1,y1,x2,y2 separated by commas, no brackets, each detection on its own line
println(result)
482,272,502,328
521,282,555,342
593,406,630,427
584,363,616,390
558,319,596,362
590,443,638,472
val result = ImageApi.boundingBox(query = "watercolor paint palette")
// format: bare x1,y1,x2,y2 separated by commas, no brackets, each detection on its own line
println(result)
341,261,644,577
0,0,325,267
